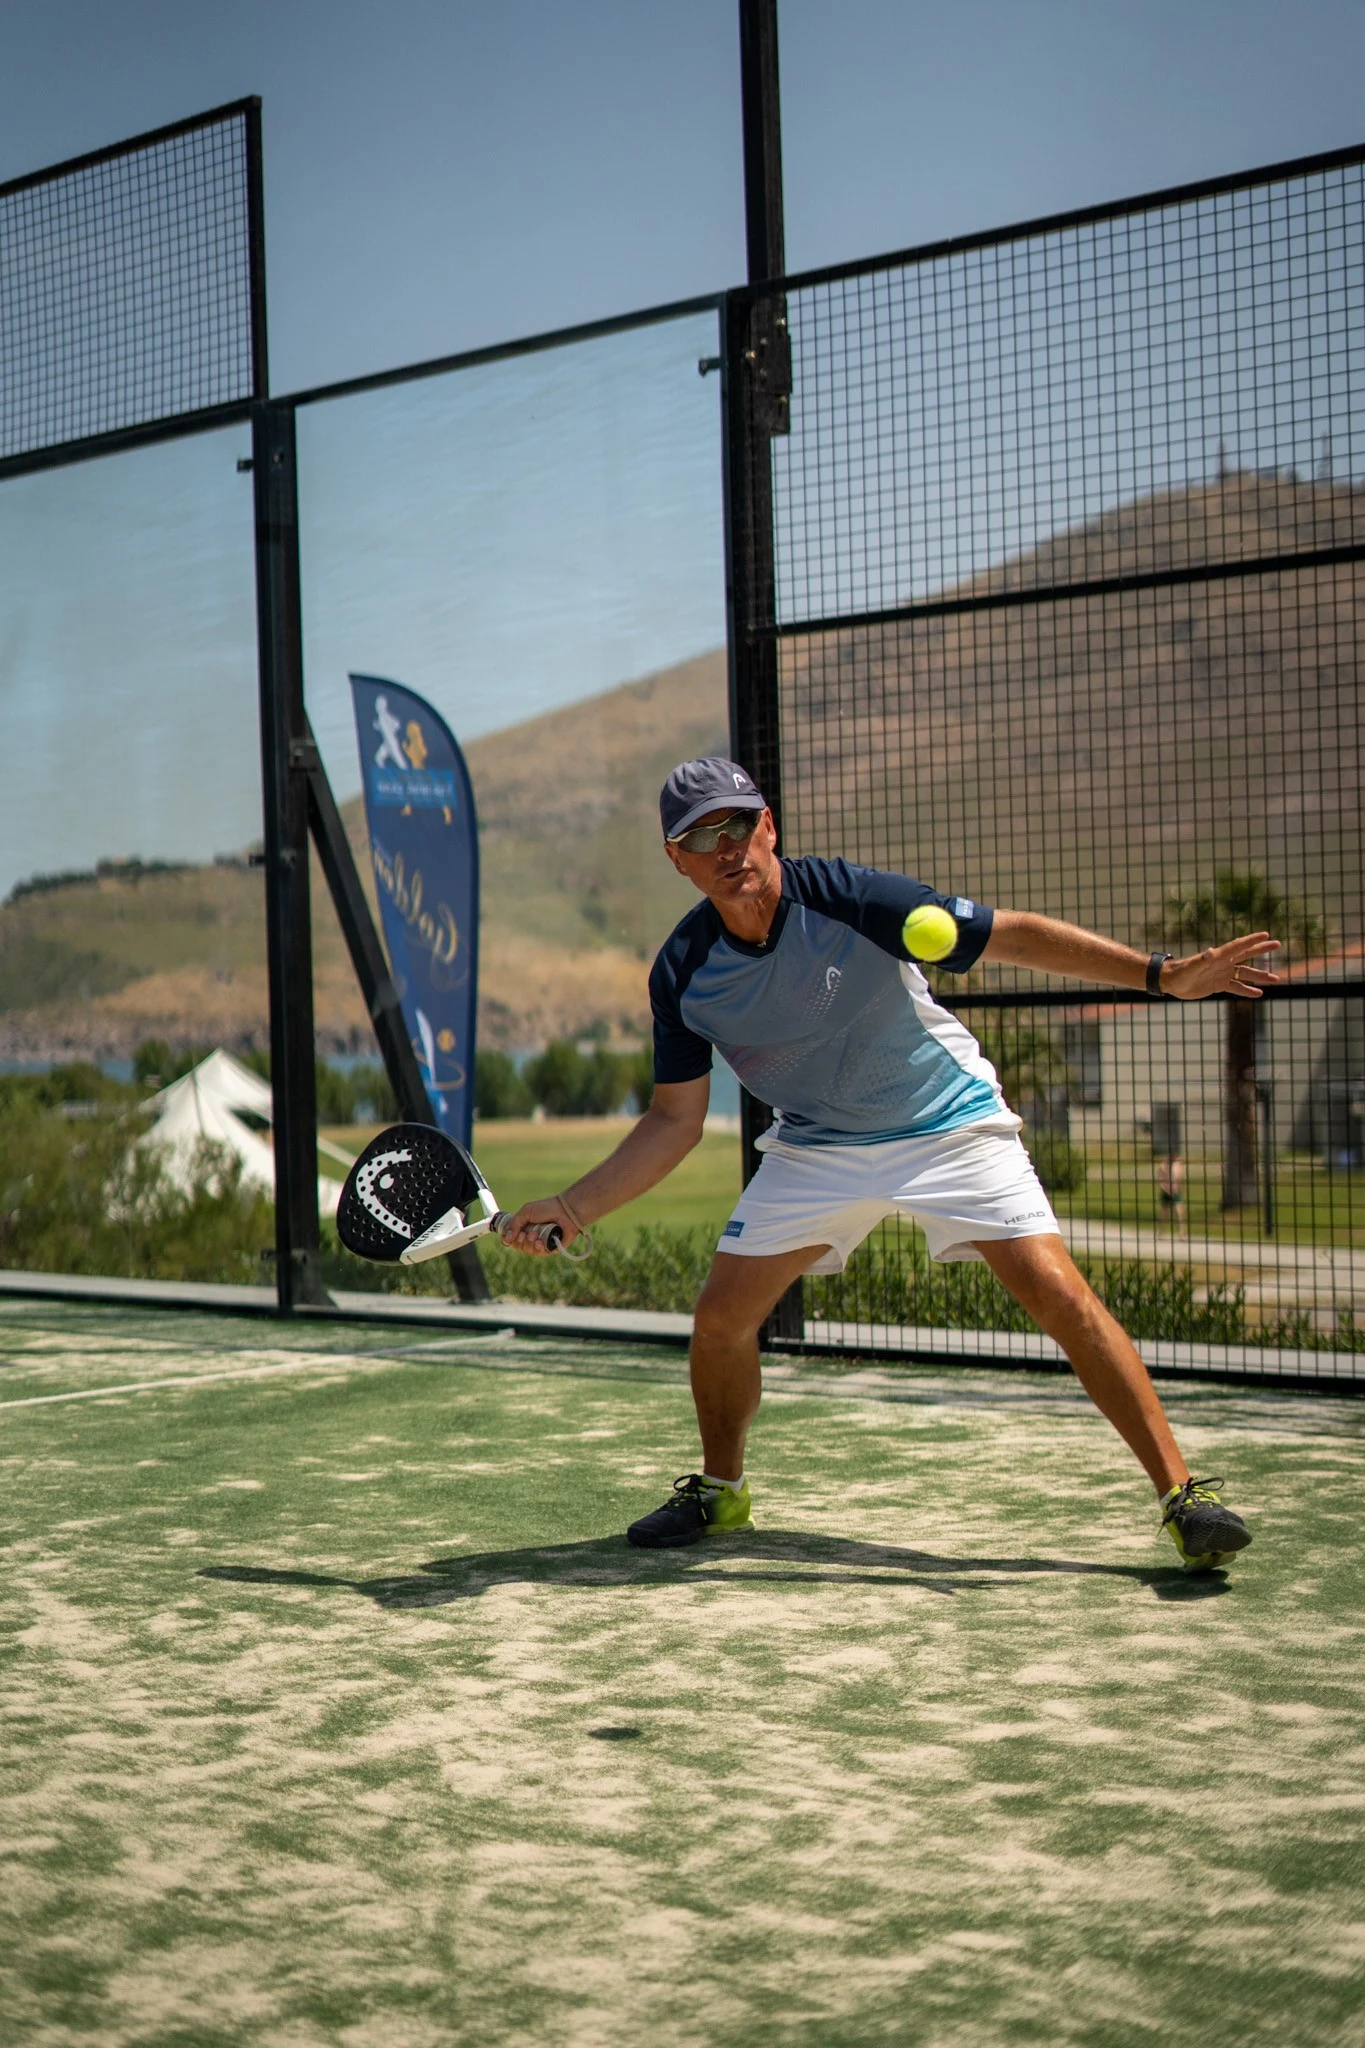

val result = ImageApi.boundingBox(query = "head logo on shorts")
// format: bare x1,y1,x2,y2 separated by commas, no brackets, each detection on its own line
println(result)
722,1219,745,1237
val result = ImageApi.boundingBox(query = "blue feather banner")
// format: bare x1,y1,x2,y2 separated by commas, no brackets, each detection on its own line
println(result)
350,673,479,1148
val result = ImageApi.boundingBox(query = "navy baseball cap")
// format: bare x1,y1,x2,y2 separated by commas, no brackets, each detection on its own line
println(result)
660,757,767,840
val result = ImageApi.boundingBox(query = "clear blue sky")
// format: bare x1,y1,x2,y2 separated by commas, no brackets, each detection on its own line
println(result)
4,0,1362,392
2,0,1363,894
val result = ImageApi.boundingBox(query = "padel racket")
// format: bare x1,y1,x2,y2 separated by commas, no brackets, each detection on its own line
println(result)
336,1123,586,1265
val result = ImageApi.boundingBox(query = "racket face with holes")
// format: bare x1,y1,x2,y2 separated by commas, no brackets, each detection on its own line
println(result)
336,1123,488,1263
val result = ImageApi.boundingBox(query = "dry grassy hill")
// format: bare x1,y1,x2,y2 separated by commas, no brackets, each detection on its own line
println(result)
783,472,1364,965
3,471,1360,1060
0,649,727,1060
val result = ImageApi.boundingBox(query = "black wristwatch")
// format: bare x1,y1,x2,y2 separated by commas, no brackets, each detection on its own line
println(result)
1146,950,1172,997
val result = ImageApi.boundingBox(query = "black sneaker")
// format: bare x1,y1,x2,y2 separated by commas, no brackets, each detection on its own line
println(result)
1160,1476,1252,1570
626,1473,754,1549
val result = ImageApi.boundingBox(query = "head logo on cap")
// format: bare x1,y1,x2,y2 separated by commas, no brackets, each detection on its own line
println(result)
660,757,767,841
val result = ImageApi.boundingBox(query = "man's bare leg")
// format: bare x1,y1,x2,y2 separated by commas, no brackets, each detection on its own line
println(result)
978,1234,1189,1497
688,1246,829,1479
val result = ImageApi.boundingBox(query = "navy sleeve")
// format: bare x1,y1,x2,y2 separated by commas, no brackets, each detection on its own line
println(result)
648,918,715,1085
784,856,993,974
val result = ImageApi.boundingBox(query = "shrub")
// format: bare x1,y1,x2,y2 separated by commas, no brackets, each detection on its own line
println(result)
476,1050,533,1119
314,1059,357,1125
806,1230,1038,1333
313,1057,395,1126
808,1232,1252,1344
0,1095,274,1283
622,1045,654,1114
319,1218,718,1313
524,1040,631,1117
1025,1131,1087,1193
320,1213,1362,1352
350,1063,397,1123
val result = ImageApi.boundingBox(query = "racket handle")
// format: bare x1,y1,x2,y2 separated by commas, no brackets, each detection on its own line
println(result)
491,1210,563,1252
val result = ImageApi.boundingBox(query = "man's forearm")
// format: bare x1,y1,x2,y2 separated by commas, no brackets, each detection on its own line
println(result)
562,1106,703,1225
982,909,1279,1003
984,910,1154,988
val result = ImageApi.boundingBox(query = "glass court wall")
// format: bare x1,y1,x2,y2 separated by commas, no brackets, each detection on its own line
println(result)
0,103,277,1293
0,431,272,1286
294,307,733,1085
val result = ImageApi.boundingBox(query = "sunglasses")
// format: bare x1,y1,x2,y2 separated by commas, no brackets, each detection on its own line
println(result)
670,810,761,855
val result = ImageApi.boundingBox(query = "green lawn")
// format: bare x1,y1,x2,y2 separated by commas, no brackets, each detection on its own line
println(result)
329,1116,742,1242
328,1121,1365,1252
2,1299,1363,2046
1052,1142,1365,1246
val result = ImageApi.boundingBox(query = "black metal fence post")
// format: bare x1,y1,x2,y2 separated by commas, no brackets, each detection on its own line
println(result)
728,0,802,1342
252,400,331,1309
243,97,268,406
723,291,786,1172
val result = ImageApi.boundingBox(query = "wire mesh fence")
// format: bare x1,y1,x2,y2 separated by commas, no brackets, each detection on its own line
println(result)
0,102,263,470
730,148,1365,1380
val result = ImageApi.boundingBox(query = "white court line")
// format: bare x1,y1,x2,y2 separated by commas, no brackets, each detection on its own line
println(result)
0,1356,378,1410
0,1331,518,1411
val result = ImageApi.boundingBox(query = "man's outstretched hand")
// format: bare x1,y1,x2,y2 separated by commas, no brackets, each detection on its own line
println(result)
1163,931,1281,1000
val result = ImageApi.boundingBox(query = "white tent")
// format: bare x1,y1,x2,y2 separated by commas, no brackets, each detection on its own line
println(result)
141,1049,349,1217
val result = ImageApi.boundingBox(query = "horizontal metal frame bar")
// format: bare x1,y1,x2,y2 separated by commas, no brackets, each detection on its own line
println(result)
734,138,1365,303
0,126,1356,477
939,981,1365,1011
0,402,254,486
759,543,1365,641
288,292,725,409
0,292,724,480
0,96,260,204
0,290,724,484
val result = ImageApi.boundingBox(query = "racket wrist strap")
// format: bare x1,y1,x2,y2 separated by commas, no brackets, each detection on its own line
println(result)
556,1190,594,1261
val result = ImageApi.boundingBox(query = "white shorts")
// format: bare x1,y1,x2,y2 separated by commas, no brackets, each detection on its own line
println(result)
717,1112,1059,1273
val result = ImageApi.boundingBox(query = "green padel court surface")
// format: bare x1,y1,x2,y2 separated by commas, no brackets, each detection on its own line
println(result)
2,1300,1363,2047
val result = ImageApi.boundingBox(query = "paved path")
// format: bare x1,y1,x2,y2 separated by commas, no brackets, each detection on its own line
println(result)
1058,1220,1365,1308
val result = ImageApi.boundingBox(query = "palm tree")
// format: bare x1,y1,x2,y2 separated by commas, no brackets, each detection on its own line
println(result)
1148,871,1327,1208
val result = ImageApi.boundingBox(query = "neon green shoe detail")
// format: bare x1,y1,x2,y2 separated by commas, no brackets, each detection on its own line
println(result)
1160,1476,1252,1570
703,1477,754,1535
626,1474,754,1548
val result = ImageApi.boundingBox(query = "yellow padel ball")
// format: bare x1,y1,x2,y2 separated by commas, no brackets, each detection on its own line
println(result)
902,904,958,963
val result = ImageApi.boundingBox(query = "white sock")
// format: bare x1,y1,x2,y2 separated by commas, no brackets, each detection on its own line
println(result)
702,1472,746,1493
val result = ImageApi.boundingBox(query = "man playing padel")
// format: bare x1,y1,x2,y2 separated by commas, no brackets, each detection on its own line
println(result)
506,758,1273,1570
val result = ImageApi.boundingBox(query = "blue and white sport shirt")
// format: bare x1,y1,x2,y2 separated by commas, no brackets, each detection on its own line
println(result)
649,856,1002,1147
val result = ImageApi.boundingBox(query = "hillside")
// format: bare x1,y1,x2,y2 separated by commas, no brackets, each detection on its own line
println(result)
782,472,1364,965
0,649,727,1060
2,470,1360,1062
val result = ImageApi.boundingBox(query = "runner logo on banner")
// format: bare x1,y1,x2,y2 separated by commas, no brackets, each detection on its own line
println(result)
350,673,479,1149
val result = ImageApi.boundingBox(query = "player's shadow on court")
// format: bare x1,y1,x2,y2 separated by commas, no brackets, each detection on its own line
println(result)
201,1530,1225,1609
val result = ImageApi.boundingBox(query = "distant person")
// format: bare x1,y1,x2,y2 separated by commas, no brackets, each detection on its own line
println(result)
505,759,1277,1571
1156,1150,1186,1235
